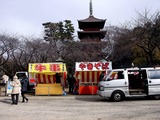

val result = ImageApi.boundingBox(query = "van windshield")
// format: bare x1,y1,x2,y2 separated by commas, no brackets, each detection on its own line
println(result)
106,71,124,81
16,73,26,79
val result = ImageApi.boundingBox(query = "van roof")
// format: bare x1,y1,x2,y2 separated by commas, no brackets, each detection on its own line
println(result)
112,67,155,71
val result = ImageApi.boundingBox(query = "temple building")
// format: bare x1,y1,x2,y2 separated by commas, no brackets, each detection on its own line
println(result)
77,0,107,41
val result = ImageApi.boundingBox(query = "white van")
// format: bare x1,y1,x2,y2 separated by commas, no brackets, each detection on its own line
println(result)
98,67,160,101
15,71,35,91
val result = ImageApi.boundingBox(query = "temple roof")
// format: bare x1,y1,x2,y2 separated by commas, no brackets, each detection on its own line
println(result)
78,15,106,23
78,30,106,33
78,15,106,30
77,30,106,40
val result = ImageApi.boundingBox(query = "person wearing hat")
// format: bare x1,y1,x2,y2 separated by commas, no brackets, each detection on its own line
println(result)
10,75,21,105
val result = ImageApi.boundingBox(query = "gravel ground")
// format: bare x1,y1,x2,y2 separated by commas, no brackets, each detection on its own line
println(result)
0,94,160,120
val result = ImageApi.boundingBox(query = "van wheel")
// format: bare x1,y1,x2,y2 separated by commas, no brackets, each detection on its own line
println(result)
111,91,124,102
153,95,160,100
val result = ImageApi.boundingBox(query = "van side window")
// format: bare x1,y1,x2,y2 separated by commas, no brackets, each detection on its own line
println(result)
108,71,124,80
118,71,124,79
149,70,160,79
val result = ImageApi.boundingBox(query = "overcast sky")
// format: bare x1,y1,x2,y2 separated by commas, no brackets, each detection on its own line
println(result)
0,0,160,38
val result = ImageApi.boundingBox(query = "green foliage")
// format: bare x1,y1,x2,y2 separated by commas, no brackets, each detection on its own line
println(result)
43,20,75,41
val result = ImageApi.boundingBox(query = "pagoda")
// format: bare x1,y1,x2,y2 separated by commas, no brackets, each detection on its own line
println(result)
77,0,106,41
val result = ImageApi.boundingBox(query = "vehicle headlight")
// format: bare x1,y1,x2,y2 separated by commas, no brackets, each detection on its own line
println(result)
99,86,104,91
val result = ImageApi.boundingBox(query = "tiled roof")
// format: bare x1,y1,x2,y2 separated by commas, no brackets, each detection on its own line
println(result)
78,15,106,22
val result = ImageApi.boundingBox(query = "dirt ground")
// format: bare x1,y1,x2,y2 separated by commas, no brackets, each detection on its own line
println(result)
0,94,160,120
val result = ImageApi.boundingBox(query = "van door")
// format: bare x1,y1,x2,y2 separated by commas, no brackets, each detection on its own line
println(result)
128,69,147,95
106,70,128,92
148,69,160,95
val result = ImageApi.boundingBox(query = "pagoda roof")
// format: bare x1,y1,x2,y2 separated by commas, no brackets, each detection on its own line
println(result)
78,15,106,23
77,30,106,40
78,31,106,33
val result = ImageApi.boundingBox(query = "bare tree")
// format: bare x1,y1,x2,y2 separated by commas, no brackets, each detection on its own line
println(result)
0,34,20,76
131,10,160,65
0,35,11,67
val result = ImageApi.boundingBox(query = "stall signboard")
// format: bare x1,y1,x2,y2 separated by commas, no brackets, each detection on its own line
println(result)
75,62,112,71
28,63,66,74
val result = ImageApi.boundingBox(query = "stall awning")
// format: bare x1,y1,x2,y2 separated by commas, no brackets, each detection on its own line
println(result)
28,63,66,74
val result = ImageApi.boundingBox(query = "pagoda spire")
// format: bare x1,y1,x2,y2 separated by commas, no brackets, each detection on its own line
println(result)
89,0,93,16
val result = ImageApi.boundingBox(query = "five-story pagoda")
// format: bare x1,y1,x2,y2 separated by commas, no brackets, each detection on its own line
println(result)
77,0,106,41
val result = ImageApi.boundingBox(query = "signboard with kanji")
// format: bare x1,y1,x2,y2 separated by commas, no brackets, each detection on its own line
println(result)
28,63,66,73
75,62,112,71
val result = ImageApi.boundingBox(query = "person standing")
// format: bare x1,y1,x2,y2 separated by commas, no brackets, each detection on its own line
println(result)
2,74,9,84
21,75,29,103
99,71,105,81
10,75,21,105
67,74,76,94
55,73,61,83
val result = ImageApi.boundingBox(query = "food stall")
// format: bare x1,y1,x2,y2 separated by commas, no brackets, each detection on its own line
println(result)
75,61,112,95
28,63,67,95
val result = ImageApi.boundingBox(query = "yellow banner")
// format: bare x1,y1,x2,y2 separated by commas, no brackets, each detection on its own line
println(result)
28,63,66,73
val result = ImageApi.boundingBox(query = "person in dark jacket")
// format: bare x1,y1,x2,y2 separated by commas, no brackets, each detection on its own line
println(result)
21,75,29,103
99,71,105,81
55,73,61,83
67,74,76,94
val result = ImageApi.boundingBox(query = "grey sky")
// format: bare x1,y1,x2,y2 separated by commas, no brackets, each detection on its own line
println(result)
0,0,160,38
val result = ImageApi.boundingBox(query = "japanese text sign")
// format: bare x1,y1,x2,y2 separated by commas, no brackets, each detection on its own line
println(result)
75,62,112,71
28,63,66,73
